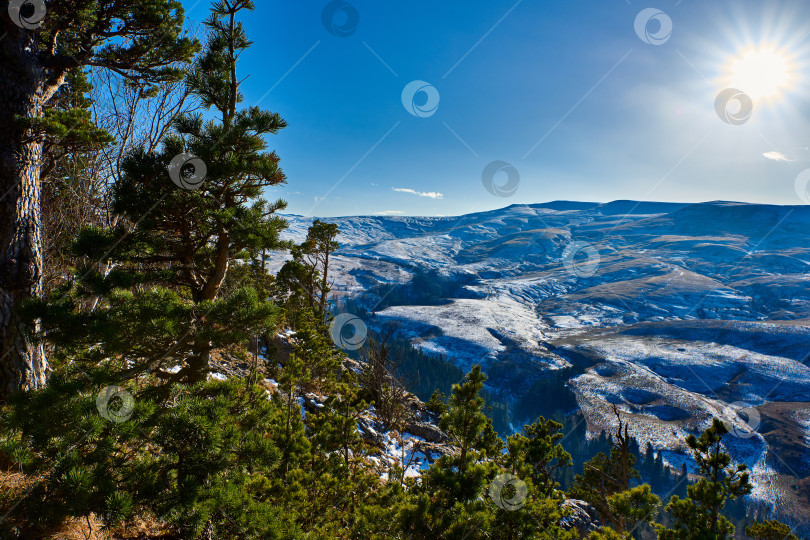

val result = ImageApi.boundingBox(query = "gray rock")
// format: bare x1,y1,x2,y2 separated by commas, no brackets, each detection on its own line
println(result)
414,441,457,461
267,332,294,366
560,499,602,537
405,420,449,443
357,417,385,446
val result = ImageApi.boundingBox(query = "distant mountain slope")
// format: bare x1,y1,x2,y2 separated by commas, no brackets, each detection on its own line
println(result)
271,201,810,528
279,200,810,322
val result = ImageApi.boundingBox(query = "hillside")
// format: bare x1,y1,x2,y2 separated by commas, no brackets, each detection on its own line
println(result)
272,200,810,529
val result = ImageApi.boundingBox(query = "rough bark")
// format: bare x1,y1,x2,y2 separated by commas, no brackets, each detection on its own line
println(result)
199,233,230,302
184,346,211,384
0,26,48,400
184,234,230,382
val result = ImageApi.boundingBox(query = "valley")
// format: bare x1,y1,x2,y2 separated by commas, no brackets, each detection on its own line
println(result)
273,200,810,527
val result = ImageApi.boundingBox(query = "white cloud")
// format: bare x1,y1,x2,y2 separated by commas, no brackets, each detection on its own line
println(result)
762,151,792,162
373,210,403,215
392,187,444,199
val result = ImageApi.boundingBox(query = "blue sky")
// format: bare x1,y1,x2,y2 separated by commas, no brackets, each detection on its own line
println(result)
180,0,810,217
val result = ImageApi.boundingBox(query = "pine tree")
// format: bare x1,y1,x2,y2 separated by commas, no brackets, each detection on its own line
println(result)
426,389,448,416
745,519,799,540
657,418,752,539
4,7,298,532
273,353,310,485
26,0,288,386
398,365,504,538
287,309,344,387
308,380,367,471
0,370,302,537
302,376,378,536
275,219,340,329
439,365,503,482
0,0,197,399
588,528,629,540
605,484,660,534
503,416,572,498
570,405,647,533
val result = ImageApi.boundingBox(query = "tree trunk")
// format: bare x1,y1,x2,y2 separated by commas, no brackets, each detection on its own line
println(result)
185,345,211,384
0,26,49,400
318,247,329,315
187,236,230,382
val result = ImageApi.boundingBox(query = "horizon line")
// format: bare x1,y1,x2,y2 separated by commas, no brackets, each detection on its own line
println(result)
278,198,809,220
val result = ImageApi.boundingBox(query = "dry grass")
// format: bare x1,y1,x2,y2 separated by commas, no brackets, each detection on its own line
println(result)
1,469,177,539
0,468,41,513
105,515,178,540
46,514,177,540
49,514,109,540
0,468,36,493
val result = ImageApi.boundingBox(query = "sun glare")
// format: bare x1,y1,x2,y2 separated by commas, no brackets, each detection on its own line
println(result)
725,47,794,101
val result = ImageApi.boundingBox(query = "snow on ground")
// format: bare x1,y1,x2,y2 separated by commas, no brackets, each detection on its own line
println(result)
377,432,432,480
566,334,804,506
376,294,567,371
356,406,438,480
269,202,810,515
351,235,461,268
579,336,810,403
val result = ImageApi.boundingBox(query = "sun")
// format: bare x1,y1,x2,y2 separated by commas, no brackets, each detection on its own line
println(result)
724,47,794,101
